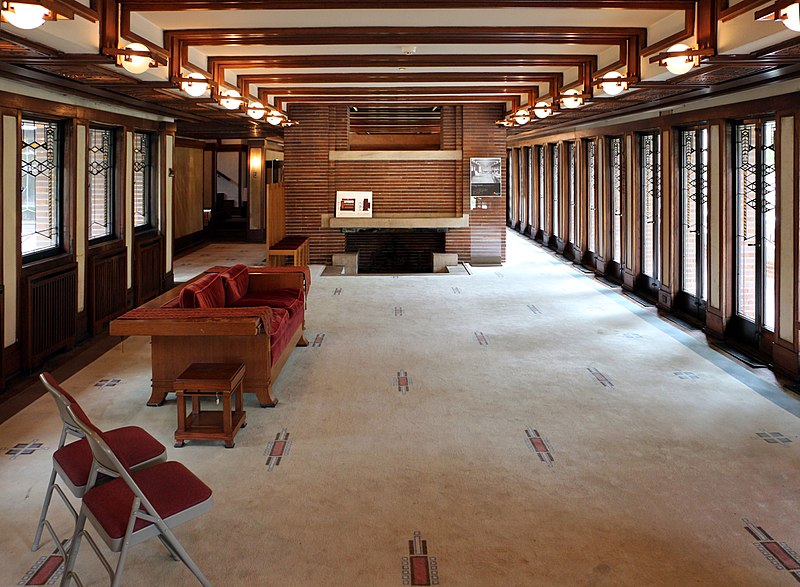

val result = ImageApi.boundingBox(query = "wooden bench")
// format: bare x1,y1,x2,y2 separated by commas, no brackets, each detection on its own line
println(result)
267,235,310,267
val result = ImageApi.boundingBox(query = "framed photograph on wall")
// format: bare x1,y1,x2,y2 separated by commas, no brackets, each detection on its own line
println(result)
469,157,502,197
335,190,373,217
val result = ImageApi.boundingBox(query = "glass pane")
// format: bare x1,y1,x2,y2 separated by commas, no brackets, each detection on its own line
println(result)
21,119,60,256
88,128,114,240
641,133,660,279
133,132,151,228
762,120,776,331
568,142,577,246
552,144,560,237
735,123,758,321
538,146,545,230
681,129,698,297
587,140,596,253
699,128,709,301
526,147,533,229
610,137,622,263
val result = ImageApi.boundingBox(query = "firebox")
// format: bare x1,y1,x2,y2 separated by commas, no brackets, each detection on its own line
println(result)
344,229,446,274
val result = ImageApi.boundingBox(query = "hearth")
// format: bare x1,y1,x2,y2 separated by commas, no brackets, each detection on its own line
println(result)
345,230,446,273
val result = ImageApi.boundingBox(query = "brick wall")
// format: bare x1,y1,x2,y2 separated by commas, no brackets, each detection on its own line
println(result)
284,103,506,264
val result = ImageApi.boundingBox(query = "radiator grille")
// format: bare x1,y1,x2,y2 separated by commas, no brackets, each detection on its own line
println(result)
24,263,78,370
90,248,127,334
134,236,163,306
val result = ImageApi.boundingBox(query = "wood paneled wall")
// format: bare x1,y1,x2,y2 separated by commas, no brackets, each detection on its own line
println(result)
173,141,205,240
284,104,506,264
266,182,286,247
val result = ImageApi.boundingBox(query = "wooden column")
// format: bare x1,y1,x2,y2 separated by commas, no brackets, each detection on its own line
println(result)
706,122,728,338
659,129,676,310
773,114,798,376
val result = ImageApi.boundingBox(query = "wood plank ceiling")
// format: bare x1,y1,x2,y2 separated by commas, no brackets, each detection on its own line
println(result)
1,0,800,138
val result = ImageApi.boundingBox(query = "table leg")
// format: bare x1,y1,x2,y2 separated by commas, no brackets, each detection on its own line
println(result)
175,391,186,448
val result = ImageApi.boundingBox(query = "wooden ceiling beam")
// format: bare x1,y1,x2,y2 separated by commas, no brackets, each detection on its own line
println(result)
123,0,695,11
163,26,646,48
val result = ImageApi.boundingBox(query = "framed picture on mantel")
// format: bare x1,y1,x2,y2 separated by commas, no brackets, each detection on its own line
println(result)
336,190,373,217
469,157,502,197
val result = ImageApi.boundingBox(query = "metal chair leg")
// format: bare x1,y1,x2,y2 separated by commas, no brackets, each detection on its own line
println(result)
32,468,59,550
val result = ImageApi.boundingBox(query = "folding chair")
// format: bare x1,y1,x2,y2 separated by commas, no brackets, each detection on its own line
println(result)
32,373,167,554
61,402,213,587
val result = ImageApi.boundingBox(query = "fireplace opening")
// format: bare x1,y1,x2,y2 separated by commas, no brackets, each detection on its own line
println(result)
345,230,446,274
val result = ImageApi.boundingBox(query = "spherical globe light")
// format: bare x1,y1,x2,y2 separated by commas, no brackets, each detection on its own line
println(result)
120,43,151,75
247,101,265,120
513,108,531,126
781,3,800,32
181,73,209,97
664,43,695,75
533,101,552,119
561,89,584,109
2,3,49,29
219,89,243,110
601,71,628,96
266,110,284,126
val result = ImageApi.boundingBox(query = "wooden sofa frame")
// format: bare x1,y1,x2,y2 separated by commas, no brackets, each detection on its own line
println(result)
110,267,308,408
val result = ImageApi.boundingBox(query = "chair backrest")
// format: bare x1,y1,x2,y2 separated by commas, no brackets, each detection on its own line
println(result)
64,403,159,516
40,372,88,444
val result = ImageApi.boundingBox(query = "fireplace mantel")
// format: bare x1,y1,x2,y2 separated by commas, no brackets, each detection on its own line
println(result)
321,213,469,229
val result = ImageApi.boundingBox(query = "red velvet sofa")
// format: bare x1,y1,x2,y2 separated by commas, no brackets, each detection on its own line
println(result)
110,265,310,407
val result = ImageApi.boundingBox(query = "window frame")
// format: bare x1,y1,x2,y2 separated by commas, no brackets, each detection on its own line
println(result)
133,130,157,233
20,116,66,264
86,125,121,244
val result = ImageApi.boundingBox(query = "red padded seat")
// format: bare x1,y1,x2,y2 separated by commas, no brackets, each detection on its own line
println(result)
230,288,304,317
82,461,212,539
220,264,250,305
179,273,226,308
54,427,167,489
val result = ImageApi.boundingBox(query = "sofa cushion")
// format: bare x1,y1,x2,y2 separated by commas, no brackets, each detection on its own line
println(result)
179,273,226,308
220,264,250,305
267,307,295,364
230,288,304,317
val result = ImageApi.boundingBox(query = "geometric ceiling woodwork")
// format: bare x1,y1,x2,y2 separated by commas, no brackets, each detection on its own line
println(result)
1,0,800,139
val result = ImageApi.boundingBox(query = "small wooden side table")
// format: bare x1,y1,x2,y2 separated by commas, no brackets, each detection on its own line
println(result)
173,363,247,448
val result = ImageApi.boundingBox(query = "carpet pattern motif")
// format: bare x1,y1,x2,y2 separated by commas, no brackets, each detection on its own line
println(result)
2,232,800,585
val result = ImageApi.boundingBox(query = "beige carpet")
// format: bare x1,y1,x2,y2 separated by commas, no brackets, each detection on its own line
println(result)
3,232,800,586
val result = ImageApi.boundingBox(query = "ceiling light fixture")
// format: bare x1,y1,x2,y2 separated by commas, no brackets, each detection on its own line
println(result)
266,109,286,126
495,118,516,128
600,71,628,96
664,44,696,75
513,108,531,126
755,1,800,31
1,2,49,29
247,101,265,120
533,101,552,119
782,3,800,30
560,89,584,109
181,73,209,97
281,119,300,128
219,89,243,110
120,43,154,75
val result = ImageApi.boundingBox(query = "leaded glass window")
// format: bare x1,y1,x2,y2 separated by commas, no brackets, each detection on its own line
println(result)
21,119,62,258
734,120,776,330
133,131,153,228
680,128,708,302
610,137,623,263
567,142,577,246
537,145,545,231
640,132,661,279
88,128,115,241
552,143,560,237
587,140,596,253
